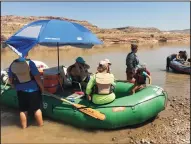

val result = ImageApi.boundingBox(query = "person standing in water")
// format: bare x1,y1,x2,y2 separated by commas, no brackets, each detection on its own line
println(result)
126,44,139,83
8,53,44,129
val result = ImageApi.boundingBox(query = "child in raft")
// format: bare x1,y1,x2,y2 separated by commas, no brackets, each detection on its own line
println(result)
131,67,152,94
127,64,150,84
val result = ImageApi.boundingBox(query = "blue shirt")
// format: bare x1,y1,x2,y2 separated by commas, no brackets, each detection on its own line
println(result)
8,58,40,92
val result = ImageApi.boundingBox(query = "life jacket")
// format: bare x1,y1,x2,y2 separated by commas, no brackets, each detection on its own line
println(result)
93,73,114,95
11,59,34,85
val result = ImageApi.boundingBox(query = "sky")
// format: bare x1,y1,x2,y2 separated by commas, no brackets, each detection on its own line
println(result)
1,2,190,31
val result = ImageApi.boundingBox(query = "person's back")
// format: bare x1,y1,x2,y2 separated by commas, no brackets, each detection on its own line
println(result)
67,57,90,83
170,54,178,60
134,68,150,85
8,55,44,129
126,52,138,70
86,60,116,105
9,58,40,92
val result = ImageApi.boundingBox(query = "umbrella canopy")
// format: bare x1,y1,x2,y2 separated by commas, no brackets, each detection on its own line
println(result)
6,19,103,57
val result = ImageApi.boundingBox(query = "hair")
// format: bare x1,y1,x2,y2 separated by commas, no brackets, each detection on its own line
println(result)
97,64,107,73
131,44,138,51
179,51,183,54
137,68,146,74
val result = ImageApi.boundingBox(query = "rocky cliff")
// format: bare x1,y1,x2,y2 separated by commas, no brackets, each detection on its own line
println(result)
1,15,190,46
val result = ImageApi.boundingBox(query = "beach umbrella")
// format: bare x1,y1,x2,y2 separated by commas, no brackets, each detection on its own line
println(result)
5,19,103,71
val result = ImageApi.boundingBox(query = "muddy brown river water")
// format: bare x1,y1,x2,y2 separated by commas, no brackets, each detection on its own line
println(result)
1,43,190,144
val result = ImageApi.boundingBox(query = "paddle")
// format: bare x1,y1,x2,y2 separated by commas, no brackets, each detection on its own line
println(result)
42,92,106,121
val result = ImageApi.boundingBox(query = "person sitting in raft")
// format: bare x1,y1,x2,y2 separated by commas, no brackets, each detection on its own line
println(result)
86,60,116,105
127,63,151,84
131,67,152,94
138,63,151,76
67,57,90,86
166,51,184,71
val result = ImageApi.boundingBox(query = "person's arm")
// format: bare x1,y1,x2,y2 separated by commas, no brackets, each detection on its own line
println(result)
147,75,152,85
29,61,44,92
34,75,44,92
131,85,139,94
176,54,180,60
8,65,15,88
86,75,96,100
143,71,152,85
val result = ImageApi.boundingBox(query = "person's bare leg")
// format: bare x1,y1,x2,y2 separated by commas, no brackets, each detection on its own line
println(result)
20,112,27,129
34,109,43,126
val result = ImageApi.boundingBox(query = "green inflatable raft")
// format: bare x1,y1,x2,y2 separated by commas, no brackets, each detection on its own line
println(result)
1,82,168,129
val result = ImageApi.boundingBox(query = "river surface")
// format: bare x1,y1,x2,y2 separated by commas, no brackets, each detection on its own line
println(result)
1,43,190,143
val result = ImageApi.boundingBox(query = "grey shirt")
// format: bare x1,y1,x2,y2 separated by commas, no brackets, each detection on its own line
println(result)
126,52,139,70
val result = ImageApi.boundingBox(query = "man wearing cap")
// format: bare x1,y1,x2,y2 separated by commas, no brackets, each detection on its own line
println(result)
8,53,44,129
126,44,140,81
67,57,90,86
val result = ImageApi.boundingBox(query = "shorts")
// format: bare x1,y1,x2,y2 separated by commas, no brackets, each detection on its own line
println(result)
17,90,42,112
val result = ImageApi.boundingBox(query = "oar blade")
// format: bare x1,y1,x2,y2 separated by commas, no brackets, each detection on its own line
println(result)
79,107,106,120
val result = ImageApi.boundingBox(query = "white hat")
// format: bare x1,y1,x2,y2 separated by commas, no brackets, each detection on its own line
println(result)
104,59,111,65
99,60,107,66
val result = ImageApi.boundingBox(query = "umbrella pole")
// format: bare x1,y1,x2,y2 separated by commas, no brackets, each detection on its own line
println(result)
57,42,60,72
57,42,64,92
